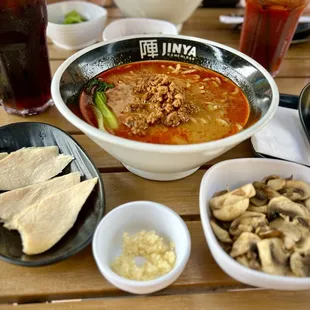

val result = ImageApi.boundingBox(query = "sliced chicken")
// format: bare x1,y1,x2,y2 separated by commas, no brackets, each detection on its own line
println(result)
0,172,80,228
0,153,8,160
7,177,98,255
0,147,73,190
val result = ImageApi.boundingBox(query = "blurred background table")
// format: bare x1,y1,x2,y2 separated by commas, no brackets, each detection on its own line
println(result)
0,6,310,310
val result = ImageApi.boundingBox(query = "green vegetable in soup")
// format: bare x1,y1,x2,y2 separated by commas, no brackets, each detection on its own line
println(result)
86,79,114,93
86,79,118,130
94,91,119,130
90,105,105,131
63,10,87,24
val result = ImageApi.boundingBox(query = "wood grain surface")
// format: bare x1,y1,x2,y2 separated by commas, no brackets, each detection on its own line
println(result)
3,290,310,310
0,221,239,304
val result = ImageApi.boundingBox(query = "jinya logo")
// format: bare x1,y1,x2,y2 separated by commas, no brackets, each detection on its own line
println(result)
140,40,196,60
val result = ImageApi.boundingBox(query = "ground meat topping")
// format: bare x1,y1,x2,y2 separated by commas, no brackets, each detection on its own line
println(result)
164,111,181,127
123,74,199,135
124,114,148,136
147,110,163,125
122,103,145,113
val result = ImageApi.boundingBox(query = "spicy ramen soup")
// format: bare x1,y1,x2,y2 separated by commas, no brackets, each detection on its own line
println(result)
78,60,250,144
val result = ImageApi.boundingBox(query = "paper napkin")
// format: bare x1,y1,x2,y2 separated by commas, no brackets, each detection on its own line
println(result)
251,106,310,166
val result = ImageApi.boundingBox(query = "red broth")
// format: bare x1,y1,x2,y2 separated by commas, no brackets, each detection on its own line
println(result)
78,60,250,145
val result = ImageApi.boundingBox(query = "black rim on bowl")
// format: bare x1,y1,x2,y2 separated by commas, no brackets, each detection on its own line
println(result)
0,122,105,267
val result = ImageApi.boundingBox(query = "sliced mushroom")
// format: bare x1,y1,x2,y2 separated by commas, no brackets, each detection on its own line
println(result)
281,180,310,201
268,196,309,221
279,188,300,201
303,198,310,212
267,178,286,191
290,252,310,277
229,211,267,237
210,183,255,221
263,175,281,183
236,252,261,270
253,181,266,189
248,204,268,214
269,217,285,229
255,222,283,239
253,182,280,200
294,237,310,254
280,222,303,250
219,241,232,254
258,229,283,239
257,238,289,276
250,189,268,206
294,216,310,230
213,189,229,197
210,219,232,243
230,232,260,257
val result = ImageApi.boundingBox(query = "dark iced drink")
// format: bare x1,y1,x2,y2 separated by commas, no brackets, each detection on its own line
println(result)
0,0,53,116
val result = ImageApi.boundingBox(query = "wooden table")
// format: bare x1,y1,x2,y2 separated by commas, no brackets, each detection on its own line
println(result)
1,7,310,309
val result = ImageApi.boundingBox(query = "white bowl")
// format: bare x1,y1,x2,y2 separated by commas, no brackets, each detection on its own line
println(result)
102,18,178,41
114,0,202,29
51,35,279,181
199,158,310,290
92,201,191,294
47,1,107,50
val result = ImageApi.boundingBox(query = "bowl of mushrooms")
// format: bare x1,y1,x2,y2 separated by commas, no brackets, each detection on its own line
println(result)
199,158,310,290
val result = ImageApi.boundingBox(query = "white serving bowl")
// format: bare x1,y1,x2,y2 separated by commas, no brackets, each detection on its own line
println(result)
199,158,310,290
47,1,107,50
102,18,178,41
114,0,202,30
51,34,279,181
92,201,191,294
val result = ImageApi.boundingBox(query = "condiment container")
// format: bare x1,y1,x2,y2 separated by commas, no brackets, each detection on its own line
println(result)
92,201,191,294
199,158,310,290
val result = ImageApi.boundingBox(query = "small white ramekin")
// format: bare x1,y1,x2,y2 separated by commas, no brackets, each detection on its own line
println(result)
92,201,191,294
47,1,107,50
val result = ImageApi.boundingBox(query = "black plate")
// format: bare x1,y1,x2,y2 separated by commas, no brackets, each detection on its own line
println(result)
0,122,105,267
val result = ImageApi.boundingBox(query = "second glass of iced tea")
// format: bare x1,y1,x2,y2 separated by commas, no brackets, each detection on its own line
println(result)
0,0,52,116
240,0,310,77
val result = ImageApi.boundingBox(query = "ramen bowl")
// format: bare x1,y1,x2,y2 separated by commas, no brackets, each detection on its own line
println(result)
51,35,279,181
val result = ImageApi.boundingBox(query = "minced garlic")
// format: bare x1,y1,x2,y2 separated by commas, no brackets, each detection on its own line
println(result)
111,230,176,281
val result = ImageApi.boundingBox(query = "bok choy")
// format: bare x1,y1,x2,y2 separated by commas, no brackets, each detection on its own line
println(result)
86,79,118,130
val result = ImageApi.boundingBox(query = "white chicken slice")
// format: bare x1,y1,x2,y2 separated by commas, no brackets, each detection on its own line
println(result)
7,177,98,255
0,172,80,228
0,146,73,190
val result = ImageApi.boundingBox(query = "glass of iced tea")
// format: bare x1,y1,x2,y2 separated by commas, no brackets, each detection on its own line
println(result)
0,0,53,116
240,0,310,77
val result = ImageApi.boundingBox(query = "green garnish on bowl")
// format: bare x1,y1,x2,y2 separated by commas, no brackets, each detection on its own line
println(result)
63,10,87,24
86,79,118,130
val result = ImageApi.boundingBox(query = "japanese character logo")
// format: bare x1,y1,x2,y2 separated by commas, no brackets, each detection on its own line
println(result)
139,40,159,59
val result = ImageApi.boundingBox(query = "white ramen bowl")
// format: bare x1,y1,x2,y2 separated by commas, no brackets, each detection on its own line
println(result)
51,35,279,181
199,158,310,290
